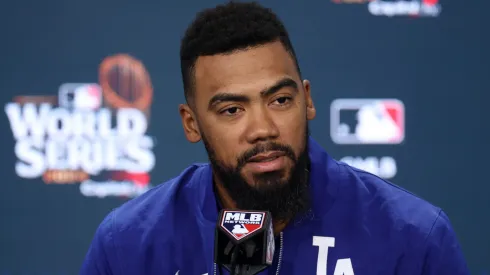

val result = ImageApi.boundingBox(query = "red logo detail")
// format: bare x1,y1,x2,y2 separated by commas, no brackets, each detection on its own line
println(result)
423,0,438,5
232,224,261,239
112,171,150,186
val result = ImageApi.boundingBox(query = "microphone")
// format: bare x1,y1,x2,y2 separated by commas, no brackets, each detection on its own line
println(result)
214,209,275,275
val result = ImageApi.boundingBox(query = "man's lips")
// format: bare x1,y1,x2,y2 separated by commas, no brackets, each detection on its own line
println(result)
245,151,288,173
247,151,286,163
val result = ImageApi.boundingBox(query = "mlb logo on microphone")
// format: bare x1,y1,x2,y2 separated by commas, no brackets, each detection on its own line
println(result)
221,211,266,241
330,99,405,145
58,83,103,110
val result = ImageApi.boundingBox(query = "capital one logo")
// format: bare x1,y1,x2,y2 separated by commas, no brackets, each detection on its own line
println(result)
368,0,442,17
332,0,442,18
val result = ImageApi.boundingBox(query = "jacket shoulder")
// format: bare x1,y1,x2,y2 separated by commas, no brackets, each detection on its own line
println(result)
83,164,210,273
334,162,467,271
111,163,208,231
335,161,443,240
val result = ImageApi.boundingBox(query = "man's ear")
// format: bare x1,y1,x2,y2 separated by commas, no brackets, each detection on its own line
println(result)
303,79,316,120
179,104,201,143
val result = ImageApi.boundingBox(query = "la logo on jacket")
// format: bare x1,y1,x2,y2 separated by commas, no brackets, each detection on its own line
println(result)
313,236,354,275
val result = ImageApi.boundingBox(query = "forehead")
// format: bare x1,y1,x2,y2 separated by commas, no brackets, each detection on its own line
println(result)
193,41,299,101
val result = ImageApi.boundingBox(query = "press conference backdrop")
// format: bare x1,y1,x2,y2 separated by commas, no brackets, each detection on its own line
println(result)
0,0,488,274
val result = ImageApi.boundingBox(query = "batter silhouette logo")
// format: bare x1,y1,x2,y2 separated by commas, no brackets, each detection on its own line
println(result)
330,99,405,145
220,211,266,241
59,83,103,110
4,53,156,199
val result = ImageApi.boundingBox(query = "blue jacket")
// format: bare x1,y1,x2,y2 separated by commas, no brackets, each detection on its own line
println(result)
80,137,469,275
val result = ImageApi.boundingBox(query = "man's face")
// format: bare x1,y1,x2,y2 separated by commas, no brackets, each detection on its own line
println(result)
180,41,316,220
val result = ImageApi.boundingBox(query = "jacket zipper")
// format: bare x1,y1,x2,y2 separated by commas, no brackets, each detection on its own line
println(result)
213,232,284,275
275,232,283,275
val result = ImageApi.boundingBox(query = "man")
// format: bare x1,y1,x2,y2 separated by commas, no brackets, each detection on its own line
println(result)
81,2,469,274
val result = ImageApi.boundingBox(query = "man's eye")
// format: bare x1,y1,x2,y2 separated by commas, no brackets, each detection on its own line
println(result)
274,97,292,105
220,107,241,115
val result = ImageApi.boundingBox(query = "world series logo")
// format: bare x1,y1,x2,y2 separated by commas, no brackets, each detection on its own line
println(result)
4,53,156,199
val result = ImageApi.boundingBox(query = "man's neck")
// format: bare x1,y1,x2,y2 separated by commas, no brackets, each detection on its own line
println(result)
214,179,289,235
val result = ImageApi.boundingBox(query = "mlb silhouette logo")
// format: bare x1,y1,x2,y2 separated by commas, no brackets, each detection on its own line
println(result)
330,99,405,145
220,211,266,241
58,83,102,110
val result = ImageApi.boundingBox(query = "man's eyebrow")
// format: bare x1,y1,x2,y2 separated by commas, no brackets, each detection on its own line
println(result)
260,77,298,97
207,93,250,110
207,77,298,110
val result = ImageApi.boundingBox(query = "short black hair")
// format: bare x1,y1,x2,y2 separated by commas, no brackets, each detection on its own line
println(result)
180,1,302,104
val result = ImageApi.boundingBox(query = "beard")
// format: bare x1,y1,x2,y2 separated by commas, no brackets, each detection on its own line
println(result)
201,126,311,222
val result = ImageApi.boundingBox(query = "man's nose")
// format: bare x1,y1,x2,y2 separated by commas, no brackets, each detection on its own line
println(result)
244,108,280,143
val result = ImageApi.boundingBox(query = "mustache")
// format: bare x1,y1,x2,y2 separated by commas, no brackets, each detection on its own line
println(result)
236,142,296,171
